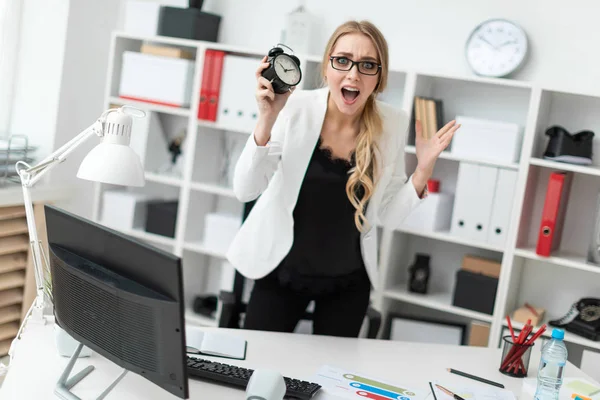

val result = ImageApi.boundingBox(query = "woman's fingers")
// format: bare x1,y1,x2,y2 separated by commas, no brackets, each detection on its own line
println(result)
258,88,275,101
438,122,460,141
440,128,457,148
255,57,271,78
435,120,458,138
257,77,274,92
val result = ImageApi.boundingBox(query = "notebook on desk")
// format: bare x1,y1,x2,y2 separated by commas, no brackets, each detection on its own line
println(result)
185,327,247,360
429,380,516,400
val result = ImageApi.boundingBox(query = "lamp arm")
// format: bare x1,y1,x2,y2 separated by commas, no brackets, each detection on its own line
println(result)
15,115,106,324
22,121,102,187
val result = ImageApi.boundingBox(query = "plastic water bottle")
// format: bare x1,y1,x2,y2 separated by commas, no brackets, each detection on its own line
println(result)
534,328,568,400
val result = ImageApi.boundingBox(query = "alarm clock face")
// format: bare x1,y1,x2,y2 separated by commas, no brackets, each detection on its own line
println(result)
274,54,301,85
465,18,528,77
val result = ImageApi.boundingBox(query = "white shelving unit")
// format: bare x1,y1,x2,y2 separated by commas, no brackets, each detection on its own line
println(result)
92,31,600,359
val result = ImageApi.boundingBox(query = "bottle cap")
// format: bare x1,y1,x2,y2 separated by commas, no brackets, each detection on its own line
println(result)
551,328,565,340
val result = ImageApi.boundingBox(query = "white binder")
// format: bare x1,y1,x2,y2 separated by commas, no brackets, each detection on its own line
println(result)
451,162,498,242
119,51,194,107
487,169,518,247
217,55,260,133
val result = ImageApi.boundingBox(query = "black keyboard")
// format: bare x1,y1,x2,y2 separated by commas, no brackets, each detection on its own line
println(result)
186,356,321,400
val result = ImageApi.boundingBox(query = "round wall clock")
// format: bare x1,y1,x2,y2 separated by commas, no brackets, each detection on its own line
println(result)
465,18,528,78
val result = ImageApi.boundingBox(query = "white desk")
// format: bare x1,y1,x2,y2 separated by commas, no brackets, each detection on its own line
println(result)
1,318,597,399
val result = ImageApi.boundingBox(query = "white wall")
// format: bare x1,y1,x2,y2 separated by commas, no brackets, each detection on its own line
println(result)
0,0,24,137
202,0,600,96
9,0,70,158
51,0,121,218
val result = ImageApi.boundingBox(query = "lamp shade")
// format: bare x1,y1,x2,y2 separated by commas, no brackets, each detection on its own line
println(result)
76,107,145,187
77,143,145,186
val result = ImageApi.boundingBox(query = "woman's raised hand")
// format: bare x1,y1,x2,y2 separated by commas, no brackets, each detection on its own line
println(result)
255,56,294,122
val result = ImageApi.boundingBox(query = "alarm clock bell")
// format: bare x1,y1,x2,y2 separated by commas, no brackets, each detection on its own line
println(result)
261,44,302,94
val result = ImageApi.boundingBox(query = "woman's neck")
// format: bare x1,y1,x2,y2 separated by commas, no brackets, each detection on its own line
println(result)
325,94,362,135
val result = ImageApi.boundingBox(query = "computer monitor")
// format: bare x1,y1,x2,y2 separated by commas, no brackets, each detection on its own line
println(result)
45,204,189,399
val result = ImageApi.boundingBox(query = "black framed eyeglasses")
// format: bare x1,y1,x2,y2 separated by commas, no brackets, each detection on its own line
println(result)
329,56,381,76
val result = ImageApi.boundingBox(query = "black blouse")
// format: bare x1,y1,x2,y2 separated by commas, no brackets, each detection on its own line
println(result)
275,136,368,294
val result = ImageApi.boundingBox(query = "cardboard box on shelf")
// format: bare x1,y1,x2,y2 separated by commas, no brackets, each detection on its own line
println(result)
141,44,195,60
468,321,490,347
461,254,501,278
512,304,546,327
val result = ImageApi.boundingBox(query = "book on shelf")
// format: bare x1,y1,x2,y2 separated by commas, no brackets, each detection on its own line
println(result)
409,96,444,144
140,43,195,60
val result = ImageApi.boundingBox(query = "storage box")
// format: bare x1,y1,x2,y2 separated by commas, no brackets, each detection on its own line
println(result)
101,190,157,231
145,200,179,238
158,6,221,42
119,51,195,107
401,192,454,232
203,213,242,254
452,116,522,164
461,255,501,278
512,304,546,326
468,321,490,347
452,269,498,315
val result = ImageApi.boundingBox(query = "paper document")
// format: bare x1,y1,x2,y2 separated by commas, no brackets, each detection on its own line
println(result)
430,380,516,400
312,365,429,400
185,327,247,360
522,377,600,400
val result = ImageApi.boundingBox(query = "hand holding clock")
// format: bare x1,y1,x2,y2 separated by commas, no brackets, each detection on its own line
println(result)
253,56,295,146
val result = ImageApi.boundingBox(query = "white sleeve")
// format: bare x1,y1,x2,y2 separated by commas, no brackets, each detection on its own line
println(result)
232,112,288,203
378,109,426,228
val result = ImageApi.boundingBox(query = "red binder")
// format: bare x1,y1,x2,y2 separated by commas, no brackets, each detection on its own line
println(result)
197,50,214,120
536,171,573,256
207,50,225,122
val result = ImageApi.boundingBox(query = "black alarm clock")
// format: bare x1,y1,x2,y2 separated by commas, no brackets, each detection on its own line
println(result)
261,45,302,94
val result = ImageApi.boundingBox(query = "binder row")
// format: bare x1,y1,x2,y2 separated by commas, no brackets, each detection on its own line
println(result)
451,162,518,247
198,50,260,133
198,50,226,121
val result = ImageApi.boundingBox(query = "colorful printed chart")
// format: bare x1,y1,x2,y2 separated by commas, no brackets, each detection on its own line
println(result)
312,365,429,400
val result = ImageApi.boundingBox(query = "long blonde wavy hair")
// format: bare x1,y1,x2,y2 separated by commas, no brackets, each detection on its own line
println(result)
321,21,389,232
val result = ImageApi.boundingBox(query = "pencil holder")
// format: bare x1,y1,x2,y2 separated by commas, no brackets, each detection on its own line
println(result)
499,336,534,377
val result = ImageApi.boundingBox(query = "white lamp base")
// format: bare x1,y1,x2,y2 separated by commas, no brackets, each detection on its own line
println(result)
54,325,92,358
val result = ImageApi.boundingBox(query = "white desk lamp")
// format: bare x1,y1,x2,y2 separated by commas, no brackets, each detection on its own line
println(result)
15,106,146,325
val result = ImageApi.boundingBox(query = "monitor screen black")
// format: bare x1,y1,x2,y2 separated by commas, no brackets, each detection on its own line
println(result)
45,204,189,399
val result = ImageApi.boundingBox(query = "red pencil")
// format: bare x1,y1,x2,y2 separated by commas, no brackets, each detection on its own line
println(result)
506,316,517,342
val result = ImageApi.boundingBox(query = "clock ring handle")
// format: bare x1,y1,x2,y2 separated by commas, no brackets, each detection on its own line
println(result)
274,43,296,54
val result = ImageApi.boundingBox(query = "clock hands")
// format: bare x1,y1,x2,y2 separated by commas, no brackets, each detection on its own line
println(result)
478,34,497,50
498,40,518,47
277,60,294,73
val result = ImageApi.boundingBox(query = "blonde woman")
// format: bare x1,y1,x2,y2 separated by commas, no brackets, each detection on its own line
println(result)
226,20,459,337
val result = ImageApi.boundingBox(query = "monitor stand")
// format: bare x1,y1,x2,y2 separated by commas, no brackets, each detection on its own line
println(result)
54,343,129,400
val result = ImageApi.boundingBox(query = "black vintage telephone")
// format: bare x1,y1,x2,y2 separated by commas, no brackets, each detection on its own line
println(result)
549,298,600,341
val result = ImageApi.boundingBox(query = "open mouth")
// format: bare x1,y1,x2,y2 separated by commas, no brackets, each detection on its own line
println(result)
341,87,360,104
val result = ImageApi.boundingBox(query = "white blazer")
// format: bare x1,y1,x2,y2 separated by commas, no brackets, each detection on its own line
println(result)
226,87,424,291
